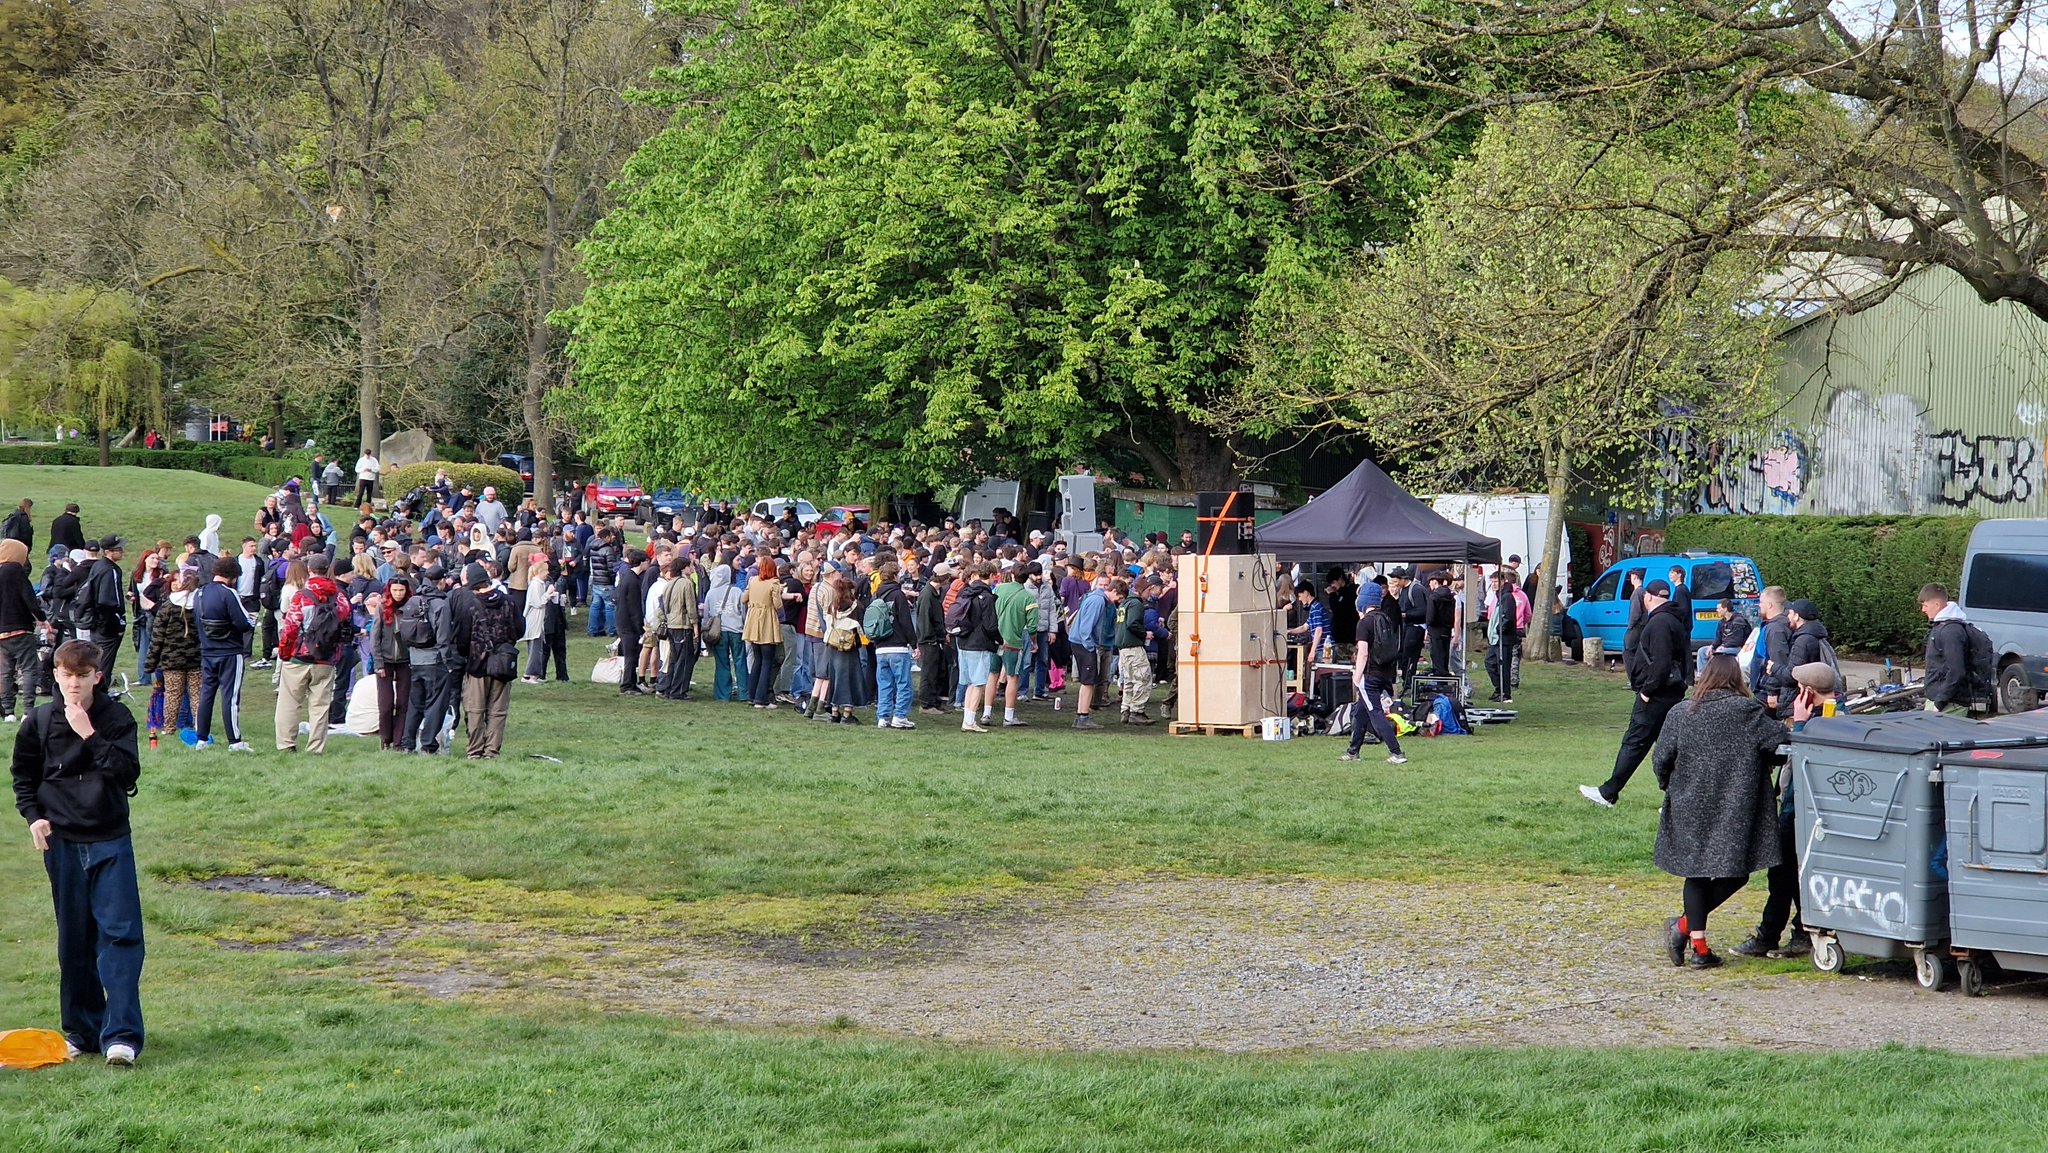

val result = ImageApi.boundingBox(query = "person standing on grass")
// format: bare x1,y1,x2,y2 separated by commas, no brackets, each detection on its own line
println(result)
398,564,457,755
145,569,202,740
452,563,517,760
2,497,32,552
1582,578,1688,808
274,553,355,754
994,563,1037,728
353,447,380,507
952,565,1001,732
370,579,414,750
1652,655,1786,970
193,556,255,751
658,554,700,700
742,557,784,708
0,538,43,721
49,503,84,555
1112,572,1153,726
12,639,144,1067
1340,581,1407,765
77,537,127,684
1067,576,1113,731
614,549,648,696
914,560,951,715
870,560,917,729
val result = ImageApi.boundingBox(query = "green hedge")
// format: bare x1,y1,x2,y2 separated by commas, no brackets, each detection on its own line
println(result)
1666,514,1979,654
384,462,524,503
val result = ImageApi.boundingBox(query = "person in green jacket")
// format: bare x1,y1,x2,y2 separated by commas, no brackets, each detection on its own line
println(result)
1115,579,1154,724
993,564,1039,728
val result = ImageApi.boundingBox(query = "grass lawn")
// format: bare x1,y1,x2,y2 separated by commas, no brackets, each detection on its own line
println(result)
0,462,2041,1149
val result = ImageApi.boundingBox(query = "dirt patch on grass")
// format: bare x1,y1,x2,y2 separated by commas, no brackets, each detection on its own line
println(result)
337,875,2048,1056
190,874,362,900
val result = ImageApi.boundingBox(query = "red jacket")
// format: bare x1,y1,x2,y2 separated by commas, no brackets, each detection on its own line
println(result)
278,576,345,663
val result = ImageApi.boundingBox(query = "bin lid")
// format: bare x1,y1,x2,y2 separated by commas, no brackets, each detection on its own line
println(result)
1940,745,2048,769
1792,712,2048,755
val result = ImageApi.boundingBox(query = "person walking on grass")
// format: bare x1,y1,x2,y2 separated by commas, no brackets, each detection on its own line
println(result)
194,555,256,751
1582,578,1688,808
1340,581,1408,765
12,640,144,1067
1652,655,1787,969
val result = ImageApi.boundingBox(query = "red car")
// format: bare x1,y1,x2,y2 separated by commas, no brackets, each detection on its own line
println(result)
583,476,645,515
814,506,871,537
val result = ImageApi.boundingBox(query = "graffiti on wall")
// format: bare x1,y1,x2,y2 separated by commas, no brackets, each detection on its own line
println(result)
1661,389,2047,516
1928,430,2037,506
1654,427,1808,516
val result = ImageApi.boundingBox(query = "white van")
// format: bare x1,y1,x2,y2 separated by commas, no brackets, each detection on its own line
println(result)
1431,493,1573,597
1958,519,2048,712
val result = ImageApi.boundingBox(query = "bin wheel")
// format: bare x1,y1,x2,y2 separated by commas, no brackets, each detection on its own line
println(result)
1914,948,1946,991
1811,934,1843,974
1959,958,1987,998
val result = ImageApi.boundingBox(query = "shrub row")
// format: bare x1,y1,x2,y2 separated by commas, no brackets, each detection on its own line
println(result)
1665,514,1980,654
383,462,525,502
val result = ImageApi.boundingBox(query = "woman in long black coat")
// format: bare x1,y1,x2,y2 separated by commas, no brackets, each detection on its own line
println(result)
1652,654,1786,969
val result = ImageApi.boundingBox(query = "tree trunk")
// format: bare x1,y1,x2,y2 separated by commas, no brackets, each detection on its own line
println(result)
1522,453,1570,661
270,396,285,454
97,429,110,468
1169,413,1237,491
358,267,382,460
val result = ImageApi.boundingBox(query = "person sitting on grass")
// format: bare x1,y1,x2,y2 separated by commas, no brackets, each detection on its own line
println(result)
1652,655,1787,970
12,639,145,1067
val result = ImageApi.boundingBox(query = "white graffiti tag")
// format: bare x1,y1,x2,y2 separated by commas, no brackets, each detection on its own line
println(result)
1807,872,1909,930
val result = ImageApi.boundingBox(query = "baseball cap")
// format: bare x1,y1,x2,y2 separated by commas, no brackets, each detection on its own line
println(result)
1645,579,1671,597
1788,599,1821,620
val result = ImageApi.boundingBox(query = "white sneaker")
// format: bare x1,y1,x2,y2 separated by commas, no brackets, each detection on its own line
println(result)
227,742,254,752
192,740,211,750
890,718,917,729
2,714,16,724
877,719,890,729
1386,754,1408,765
64,1038,80,1059
1580,784,1615,808
962,719,989,733
105,1043,136,1068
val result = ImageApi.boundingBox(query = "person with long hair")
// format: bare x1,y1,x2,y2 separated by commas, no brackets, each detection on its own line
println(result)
743,557,783,707
369,578,412,750
144,569,201,739
130,548,169,680
1651,654,1788,969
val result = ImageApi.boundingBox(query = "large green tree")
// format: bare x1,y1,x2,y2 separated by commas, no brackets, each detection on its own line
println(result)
562,0,1446,498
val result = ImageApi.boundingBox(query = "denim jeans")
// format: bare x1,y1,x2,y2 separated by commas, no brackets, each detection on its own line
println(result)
44,834,145,1055
586,585,615,637
713,632,745,700
787,633,813,700
1028,633,1051,697
875,649,913,721
748,641,780,705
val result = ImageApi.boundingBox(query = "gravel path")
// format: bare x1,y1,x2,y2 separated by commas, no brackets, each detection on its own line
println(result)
339,876,2048,1055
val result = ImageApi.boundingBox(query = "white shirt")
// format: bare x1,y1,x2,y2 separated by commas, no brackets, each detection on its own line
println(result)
355,454,380,482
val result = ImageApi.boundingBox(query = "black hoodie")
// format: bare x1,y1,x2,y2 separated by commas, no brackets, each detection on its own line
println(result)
11,688,141,842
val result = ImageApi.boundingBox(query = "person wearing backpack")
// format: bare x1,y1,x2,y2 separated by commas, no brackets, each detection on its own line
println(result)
1783,599,1840,696
193,555,256,751
1341,580,1408,765
2,497,32,553
951,565,1001,733
274,554,356,753
398,564,457,754
450,563,518,759
1918,583,1992,714
867,561,917,729
77,537,128,683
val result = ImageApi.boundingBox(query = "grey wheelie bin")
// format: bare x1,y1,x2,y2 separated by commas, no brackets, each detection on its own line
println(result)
1941,742,2048,995
1791,713,2048,990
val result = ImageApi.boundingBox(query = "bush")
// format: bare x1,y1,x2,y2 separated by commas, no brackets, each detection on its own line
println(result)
383,461,524,503
1665,514,1979,654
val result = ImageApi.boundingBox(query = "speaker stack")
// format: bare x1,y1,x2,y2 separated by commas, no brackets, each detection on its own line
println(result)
1056,474,1103,554
1176,493,1284,727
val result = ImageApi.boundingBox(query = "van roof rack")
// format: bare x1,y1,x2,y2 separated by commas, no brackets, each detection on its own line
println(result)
1680,549,1711,558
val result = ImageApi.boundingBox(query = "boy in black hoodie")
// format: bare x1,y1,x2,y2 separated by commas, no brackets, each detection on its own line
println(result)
12,640,144,1066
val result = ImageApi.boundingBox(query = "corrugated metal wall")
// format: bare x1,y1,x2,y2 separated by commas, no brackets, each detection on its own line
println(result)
1676,266,2048,518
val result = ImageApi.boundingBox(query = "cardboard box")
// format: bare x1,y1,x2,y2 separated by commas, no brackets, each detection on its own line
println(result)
1177,662,1286,726
1176,608,1287,666
1176,553,1284,615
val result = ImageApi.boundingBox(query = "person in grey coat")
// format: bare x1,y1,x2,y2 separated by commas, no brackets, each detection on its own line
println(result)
1652,654,1786,970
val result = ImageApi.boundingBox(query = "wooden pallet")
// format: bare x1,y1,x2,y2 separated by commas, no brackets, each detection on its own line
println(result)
1168,721,1262,738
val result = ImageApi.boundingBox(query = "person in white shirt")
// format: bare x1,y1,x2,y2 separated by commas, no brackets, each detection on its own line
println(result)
473,488,508,536
353,450,381,506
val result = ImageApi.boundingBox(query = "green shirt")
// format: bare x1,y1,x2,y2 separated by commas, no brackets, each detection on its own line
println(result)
994,580,1036,648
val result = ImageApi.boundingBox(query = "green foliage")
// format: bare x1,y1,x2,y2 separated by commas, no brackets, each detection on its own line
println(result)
383,460,523,500
1666,514,1979,653
563,0,1455,496
0,279,166,434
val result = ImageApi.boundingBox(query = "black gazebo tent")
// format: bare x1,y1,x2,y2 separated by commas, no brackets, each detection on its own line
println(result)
1255,459,1504,565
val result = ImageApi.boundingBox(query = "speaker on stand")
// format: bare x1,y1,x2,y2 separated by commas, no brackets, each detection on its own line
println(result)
1194,489,1256,555
1057,474,1103,553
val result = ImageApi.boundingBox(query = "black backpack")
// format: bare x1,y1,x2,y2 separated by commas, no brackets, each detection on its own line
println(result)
1961,621,1998,714
1367,606,1401,661
295,592,348,663
466,590,519,681
397,596,437,648
944,588,974,637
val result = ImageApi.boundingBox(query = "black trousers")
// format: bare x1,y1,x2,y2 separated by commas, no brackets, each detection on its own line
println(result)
1398,625,1424,686
1428,631,1451,678
1682,875,1750,942
1346,674,1403,757
1756,791,1803,943
401,663,457,752
1598,691,1683,802
662,631,699,698
617,633,642,692
919,641,954,708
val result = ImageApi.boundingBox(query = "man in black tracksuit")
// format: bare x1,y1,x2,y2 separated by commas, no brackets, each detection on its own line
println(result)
194,556,256,748
915,564,953,713
1584,579,1688,807
77,537,127,683
613,550,647,695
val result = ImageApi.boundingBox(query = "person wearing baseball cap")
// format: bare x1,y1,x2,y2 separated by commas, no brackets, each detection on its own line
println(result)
75,536,127,681
1582,577,1689,809
1783,599,1834,697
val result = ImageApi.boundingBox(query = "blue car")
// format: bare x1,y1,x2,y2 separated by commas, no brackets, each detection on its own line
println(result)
1568,552,1764,656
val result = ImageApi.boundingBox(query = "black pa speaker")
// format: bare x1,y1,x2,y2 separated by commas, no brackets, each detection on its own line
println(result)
1194,489,1256,554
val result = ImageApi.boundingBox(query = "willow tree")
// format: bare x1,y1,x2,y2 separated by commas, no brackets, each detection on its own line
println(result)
1245,108,1782,654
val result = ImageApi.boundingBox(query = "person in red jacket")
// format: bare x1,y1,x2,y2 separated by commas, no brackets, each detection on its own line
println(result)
273,555,354,754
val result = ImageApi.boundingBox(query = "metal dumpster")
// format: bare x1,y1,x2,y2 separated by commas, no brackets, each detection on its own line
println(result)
1791,713,2048,989
1941,743,2048,995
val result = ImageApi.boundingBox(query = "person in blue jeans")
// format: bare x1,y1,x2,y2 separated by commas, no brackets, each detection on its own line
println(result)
12,640,145,1066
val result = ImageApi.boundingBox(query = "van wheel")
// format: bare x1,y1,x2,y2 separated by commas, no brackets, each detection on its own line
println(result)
1999,663,2038,714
